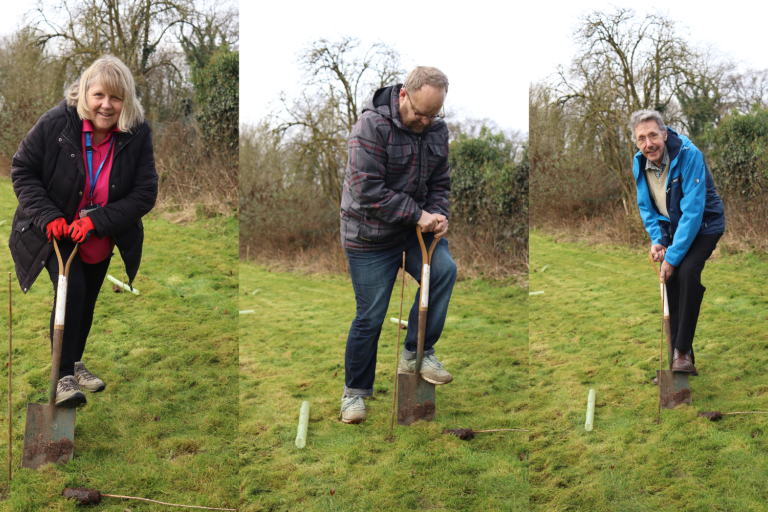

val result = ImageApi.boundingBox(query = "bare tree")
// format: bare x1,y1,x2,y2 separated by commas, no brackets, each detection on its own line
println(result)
726,68,768,113
276,37,404,209
30,0,194,120
556,8,698,214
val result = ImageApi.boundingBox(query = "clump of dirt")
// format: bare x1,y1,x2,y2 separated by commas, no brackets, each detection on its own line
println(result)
22,436,74,464
443,428,474,440
63,487,101,504
397,401,435,423
698,411,723,421
660,387,691,408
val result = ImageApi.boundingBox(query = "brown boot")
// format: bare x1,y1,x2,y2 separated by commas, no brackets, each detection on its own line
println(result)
671,349,698,375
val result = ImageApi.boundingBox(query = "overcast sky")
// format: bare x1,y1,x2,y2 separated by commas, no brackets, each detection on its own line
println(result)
241,1,533,134
4,1,767,136
527,1,768,87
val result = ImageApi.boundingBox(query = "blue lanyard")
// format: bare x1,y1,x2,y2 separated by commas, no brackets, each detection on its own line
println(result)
85,132,114,204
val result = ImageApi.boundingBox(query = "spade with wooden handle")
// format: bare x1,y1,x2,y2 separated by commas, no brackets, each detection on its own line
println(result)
649,253,692,409
21,238,79,469
397,226,438,425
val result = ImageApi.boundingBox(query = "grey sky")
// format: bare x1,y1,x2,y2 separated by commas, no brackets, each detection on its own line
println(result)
528,1,768,86
241,1,532,134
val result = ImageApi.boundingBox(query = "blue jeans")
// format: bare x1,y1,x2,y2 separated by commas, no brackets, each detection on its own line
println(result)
344,232,457,397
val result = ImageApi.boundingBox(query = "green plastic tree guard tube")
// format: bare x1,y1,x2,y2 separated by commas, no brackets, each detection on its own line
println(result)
295,401,310,449
585,389,596,431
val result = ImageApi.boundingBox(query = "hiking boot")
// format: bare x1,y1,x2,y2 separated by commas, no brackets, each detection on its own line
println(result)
55,375,86,407
74,361,106,392
339,395,366,424
397,354,453,385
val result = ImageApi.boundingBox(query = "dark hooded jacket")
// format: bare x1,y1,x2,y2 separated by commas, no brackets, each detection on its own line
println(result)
9,99,158,293
340,84,451,251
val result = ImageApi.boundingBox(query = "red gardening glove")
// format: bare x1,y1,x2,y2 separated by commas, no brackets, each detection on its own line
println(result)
45,218,69,242
69,217,96,243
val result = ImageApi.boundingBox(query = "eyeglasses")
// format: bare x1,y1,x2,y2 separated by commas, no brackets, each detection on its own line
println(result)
635,132,662,147
405,89,445,120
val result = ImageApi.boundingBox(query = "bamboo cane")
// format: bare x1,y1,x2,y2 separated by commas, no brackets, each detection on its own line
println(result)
389,252,406,439
7,272,11,480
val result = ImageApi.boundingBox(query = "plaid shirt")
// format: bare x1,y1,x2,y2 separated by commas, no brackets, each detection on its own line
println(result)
340,85,451,252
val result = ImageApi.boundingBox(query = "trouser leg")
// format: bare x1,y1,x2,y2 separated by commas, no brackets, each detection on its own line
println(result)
46,241,110,377
402,234,457,358
667,233,722,357
343,247,401,397
74,256,111,362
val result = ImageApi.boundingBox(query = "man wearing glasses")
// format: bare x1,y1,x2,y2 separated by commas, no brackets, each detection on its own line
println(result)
338,66,455,423
630,109,725,376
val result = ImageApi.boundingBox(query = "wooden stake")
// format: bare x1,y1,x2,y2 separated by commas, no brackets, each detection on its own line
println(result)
246,245,249,261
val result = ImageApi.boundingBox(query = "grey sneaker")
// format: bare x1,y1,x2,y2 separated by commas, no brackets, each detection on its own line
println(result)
339,395,366,424
74,361,105,392
55,375,86,407
397,354,453,385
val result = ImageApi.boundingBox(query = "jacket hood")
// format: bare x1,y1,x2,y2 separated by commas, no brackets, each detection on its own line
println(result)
361,84,447,135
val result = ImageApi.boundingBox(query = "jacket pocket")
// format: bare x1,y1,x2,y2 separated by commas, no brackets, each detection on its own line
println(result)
13,218,46,263
357,215,380,243
386,144,414,173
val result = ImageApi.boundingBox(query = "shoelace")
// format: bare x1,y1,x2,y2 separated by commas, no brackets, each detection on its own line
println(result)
339,396,364,417
76,367,98,380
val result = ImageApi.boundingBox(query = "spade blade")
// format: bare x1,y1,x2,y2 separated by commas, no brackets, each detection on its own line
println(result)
657,370,692,409
21,403,76,469
396,373,435,426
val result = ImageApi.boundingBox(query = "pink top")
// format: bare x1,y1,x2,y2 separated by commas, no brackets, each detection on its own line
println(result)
77,119,120,264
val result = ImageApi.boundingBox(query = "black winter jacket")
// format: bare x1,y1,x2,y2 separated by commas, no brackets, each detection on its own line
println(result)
9,99,158,293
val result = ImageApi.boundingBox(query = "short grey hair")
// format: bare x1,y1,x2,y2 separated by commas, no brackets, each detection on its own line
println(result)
403,66,449,94
629,109,666,140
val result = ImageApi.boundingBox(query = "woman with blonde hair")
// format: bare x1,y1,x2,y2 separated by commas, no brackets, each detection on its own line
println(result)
9,55,158,406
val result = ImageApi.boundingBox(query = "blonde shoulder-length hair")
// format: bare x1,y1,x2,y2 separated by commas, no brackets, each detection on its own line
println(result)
66,55,144,133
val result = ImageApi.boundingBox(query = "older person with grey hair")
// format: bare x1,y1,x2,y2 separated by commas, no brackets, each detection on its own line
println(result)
338,66,456,423
630,109,725,375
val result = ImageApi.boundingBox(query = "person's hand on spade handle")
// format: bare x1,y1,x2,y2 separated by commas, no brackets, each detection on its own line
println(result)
46,218,69,242
660,259,675,283
417,210,446,234
433,218,449,239
651,244,666,263
69,217,96,243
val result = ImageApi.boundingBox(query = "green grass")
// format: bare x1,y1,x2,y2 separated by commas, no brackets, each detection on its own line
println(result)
0,177,238,511
239,263,529,511
529,229,768,512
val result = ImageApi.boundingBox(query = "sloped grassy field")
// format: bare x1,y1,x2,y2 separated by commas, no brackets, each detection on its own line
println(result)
0,177,239,511
240,262,529,512
529,230,768,512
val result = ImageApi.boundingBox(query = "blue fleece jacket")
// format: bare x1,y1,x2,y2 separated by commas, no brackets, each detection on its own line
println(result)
633,127,725,267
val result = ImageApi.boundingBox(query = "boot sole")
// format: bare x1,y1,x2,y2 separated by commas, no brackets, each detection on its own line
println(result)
80,383,106,393
397,368,452,385
55,393,87,408
341,417,365,424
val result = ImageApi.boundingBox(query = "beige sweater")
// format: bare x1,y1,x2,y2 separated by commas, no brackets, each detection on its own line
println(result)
645,159,670,218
